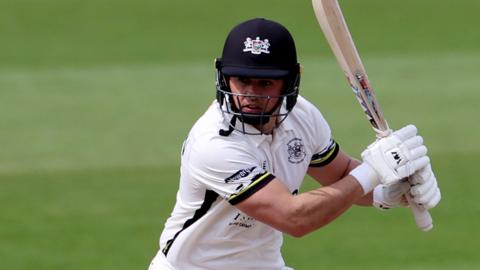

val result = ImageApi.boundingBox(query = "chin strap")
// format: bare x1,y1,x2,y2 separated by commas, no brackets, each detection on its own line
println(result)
219,115,237,137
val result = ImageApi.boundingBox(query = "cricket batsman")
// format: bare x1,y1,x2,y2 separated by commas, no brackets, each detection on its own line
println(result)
148,18,441,270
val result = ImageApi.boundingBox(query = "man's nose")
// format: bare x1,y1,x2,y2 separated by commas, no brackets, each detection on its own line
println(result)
243,88,261,102
243,83,262,96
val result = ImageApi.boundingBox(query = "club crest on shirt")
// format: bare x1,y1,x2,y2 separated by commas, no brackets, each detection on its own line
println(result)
287,138,306,164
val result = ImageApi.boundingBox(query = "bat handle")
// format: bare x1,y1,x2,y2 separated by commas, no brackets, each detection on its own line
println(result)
406,194,433,231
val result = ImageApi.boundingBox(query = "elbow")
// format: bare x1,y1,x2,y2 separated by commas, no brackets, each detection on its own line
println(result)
285,219,327,238
287,228,310,238
284,218,322,238
283,206,327,238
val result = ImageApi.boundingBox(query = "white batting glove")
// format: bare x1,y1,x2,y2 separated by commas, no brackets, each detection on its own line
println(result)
409,164,441,210
350,125,430,194
373,180,410,210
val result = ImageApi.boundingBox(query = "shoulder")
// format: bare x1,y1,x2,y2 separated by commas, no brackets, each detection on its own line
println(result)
293,96,327,121
288,95,331,135
184,125,260,180
190,134,255,164
189,100,225,136
182,121,267,199
285,95,333,153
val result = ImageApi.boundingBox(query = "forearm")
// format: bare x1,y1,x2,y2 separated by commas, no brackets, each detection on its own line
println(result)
288,175,364,236
236,176,366,238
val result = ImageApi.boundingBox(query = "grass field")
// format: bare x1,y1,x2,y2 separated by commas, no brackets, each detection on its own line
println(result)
1,0,479,269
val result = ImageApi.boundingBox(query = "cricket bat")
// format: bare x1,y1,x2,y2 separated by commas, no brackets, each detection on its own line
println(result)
311,0,433,231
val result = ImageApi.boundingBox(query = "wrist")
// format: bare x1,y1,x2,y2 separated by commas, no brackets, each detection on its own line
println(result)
349,163,380,195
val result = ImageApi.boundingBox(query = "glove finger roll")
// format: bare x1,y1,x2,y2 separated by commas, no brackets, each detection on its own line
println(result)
397,156,430,177
410,175,436,196
393,125,418,141
412,182,438,204
409,164,432,185
424,189,441,209
403,135,424,150
409,145,428,160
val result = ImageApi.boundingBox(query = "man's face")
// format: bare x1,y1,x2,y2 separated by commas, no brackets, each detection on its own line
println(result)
228,76,285,115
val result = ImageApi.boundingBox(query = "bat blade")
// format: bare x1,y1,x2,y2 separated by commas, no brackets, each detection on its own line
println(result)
311,0,388,134
312,0,433,231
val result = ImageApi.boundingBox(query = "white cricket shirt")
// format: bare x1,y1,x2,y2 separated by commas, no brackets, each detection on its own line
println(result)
150,95,339,270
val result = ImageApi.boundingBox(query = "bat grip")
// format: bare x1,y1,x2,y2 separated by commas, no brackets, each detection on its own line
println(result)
406,193,433,231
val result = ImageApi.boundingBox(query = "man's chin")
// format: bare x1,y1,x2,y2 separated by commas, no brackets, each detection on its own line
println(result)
239,114,271,126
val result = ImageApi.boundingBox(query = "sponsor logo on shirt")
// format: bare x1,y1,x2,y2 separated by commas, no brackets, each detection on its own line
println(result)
224,166,259,183
229,212,255,228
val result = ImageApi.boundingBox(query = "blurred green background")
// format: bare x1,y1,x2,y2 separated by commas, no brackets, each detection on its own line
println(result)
1,0,478,269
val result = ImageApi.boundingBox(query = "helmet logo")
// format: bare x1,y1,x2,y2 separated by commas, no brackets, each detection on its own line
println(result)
243,37,270,55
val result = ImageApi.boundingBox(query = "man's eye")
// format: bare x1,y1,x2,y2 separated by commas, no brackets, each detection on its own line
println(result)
259,80,272,87
238,77,249,84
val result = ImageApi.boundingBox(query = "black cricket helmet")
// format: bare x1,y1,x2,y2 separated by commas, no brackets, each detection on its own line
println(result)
215,18,301,135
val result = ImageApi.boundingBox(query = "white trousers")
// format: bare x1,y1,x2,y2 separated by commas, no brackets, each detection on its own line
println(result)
148,250,294,270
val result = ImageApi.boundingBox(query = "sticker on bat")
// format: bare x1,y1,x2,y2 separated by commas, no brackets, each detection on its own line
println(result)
351,85,380,130
355,74,381,118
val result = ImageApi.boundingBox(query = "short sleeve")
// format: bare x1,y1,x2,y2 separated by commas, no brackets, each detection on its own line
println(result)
295,96,340,167
309,139,339,167
185,136,275,205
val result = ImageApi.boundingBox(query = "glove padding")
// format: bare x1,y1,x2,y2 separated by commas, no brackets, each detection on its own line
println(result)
373,180,410,210
409,164,441,210
361,125,430,186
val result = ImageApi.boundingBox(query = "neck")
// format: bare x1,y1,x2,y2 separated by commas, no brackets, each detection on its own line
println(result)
254,116,278,135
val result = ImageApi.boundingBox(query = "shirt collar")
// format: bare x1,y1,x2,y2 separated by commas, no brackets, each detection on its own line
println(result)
217,102,295,147
241,117,294,148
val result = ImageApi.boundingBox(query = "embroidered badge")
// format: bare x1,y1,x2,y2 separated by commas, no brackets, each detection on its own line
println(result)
287,138,306,164
243,37,270,55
